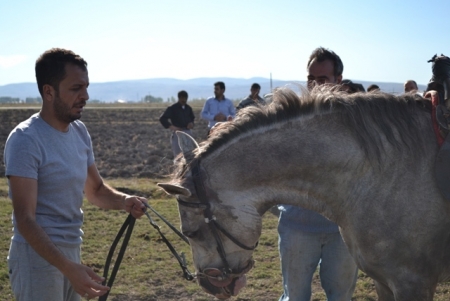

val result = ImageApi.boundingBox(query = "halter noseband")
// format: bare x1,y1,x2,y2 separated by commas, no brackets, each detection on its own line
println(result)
177,160,257,279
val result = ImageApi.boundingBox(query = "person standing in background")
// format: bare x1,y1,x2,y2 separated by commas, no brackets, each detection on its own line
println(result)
159,90,195,159
404,80,419,93
201,81,235,133
367,84,380,92
278,47,358,301
236,83,265,110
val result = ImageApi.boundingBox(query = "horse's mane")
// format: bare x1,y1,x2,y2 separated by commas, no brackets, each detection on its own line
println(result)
196,87,431,161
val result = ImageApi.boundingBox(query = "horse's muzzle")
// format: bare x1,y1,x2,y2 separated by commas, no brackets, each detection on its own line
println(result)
197,259,255,299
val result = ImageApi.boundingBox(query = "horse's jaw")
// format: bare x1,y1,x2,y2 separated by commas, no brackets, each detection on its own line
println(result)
195,258,255,299
198,274,247,299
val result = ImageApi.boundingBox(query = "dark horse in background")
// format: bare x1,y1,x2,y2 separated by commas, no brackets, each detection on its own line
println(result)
159,87,450,301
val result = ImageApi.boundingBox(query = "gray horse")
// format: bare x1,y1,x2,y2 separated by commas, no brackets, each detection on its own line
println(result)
158,87,450,301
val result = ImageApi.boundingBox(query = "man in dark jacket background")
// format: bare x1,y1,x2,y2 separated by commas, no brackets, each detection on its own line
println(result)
236,83,266,110
159,90,195,159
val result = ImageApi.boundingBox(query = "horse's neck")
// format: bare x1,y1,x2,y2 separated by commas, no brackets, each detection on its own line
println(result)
202,116,367,222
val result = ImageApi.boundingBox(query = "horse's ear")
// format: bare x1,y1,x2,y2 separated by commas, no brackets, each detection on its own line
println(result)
176,131,199,156
157,183,192,197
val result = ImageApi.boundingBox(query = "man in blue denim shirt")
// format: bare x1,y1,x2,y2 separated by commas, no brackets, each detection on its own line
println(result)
278,47,358,301
201,81,236,132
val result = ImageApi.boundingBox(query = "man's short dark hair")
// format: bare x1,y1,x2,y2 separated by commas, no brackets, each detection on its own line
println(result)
35,48,87,97
342,79,366,93
178,90,188,99
307,47,343,77
214,81,226,91
405,80,418,89
367,84,380,92
251,83,261,90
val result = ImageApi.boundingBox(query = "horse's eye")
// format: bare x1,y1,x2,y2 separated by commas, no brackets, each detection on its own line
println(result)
183,230,198,239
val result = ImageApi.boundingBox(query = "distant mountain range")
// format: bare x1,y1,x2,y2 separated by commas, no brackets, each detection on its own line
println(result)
0,77,426,102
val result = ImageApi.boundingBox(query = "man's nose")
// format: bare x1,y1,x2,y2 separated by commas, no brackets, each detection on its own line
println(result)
81,88,89,101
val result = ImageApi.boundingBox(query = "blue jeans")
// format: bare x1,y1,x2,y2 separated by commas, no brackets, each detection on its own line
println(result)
278,223,358,301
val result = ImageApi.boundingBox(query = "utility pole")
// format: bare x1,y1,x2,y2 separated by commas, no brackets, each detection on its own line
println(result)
270,72,273,91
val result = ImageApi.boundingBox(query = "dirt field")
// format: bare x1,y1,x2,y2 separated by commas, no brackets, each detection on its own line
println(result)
0,106,209,179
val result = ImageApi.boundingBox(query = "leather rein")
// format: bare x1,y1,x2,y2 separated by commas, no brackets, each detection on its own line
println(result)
99,159,256,300
99,202,195,301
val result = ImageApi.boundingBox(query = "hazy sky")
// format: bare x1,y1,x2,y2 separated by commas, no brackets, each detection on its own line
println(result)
1,0,449,86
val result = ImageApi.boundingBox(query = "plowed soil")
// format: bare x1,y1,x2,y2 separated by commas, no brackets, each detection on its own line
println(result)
0,106,209,179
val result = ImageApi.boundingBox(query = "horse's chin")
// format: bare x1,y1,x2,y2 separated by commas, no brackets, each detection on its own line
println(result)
198,274,247,299
197,260,254,298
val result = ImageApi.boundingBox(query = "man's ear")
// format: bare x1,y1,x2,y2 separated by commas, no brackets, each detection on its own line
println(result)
336,75,343,84
42,84,55,102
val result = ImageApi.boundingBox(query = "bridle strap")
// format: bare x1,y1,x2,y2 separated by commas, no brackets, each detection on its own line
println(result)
187,160,257,276
177,198,258,251
177,198,257,252
190,160,231,272
177,198,208,209
212,220,257,251
208,218,232,272
142,202,194,281
144,202,189,244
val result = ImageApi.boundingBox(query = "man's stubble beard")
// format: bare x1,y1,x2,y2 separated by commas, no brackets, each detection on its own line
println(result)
53,91,81,123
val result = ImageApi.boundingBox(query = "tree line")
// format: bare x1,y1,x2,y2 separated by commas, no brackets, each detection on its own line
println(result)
0,97,42,104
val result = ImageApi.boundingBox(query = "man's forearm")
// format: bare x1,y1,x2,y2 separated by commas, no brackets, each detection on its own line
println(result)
17,217,74,276
86,181,127,211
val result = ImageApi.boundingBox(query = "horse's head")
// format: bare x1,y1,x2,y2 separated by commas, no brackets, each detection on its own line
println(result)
158,132,261,299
